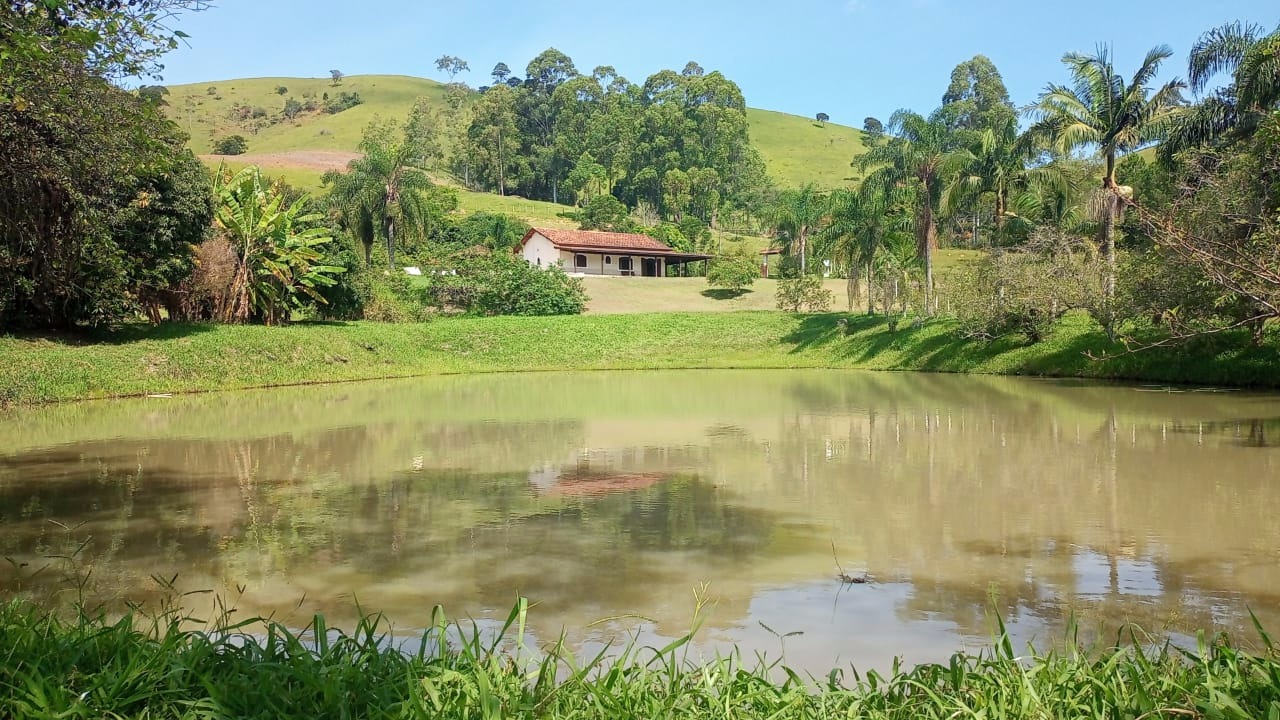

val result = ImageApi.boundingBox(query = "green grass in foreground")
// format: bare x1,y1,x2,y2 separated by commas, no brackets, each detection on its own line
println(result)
3,597,1278,719
2,311,1277,406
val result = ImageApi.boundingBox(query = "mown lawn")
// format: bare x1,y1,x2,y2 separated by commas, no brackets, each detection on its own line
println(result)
3,311,1276,406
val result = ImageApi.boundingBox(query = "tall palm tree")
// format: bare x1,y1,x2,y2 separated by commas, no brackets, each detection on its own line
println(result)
325,119,440,268
1031,45,1184,317
859,109,972,313
762,183,827,274
1167,21,1280,152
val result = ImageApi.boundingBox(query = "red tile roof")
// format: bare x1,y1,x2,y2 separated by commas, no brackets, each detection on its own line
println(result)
524,228,674,253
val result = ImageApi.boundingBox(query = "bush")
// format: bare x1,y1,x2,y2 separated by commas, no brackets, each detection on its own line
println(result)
212,135,248,155
947,230,1103,343
275,85,288,95
430,252,586,316
706,251,758,293
323,91,363,114
776,275,833,312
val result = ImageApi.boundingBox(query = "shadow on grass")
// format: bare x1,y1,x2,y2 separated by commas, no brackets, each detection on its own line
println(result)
6,322,219,347
701,288,753,301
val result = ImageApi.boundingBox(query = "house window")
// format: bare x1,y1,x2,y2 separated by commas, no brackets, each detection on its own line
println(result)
605,256,612,265
574,254,587,269
618,257,633,273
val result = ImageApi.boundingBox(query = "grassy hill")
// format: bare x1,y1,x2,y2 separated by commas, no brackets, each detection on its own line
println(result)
167,75,450,155
165,75,867,192
746,109,865,188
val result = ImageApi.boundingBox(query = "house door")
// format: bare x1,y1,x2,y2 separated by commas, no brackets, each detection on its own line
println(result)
641,258,659,277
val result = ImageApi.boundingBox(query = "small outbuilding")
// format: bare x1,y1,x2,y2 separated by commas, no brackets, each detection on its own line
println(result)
519,228,711,277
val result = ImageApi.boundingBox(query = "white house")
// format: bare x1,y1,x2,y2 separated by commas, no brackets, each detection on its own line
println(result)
519,228,711,277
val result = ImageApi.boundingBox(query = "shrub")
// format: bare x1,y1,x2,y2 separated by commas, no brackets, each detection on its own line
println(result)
776,275,833,312
947,229,1103,343
323,91,363,114
707,251,758,293
282,97,303,119
212,135,248,155
430,252,586,316
275,85,288,95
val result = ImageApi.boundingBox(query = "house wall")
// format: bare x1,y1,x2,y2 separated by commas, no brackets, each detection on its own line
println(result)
522,232,665,276
564,252,662,277
521,233,563,269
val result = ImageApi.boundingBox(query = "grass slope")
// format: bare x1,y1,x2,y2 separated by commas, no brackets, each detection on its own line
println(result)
747,109,866,188
167,75,450,155
166,75,868,190
3,312,1276,406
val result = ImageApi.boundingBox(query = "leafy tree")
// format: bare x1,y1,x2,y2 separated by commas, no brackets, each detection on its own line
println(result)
565,152,608,206
137,84,168,105
325,107,450,267
862,116,884,145
468,83,523,196
213,134,248,155
2,0,208,80
859,109,973,314
1,33,211,329
329,69,344,86
275,85,288,95
762,184,827,274
706,250,758,293
564,194,636,232
1031,45,1184,332
1125,115,1280,344
456,212,528,251
435,55,470,81
940,55,1016,131
816,112,829,127
282,96,303,119
491,62,511,85
211,167,344,324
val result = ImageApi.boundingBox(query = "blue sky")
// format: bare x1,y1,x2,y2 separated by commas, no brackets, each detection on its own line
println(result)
158,1,1275,124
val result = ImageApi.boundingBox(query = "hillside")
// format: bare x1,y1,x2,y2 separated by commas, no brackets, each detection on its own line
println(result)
165,75,867,193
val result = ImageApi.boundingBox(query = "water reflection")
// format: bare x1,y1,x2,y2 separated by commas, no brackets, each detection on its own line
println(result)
1,370,1279,672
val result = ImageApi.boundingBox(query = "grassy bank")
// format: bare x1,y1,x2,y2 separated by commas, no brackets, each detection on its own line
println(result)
3,598,1278,719
2,312,1277,406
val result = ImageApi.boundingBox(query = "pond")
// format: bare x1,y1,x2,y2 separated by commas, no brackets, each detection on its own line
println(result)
2,370,1279,673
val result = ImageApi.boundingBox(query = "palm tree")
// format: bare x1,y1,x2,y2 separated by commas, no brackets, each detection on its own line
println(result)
859,109,973,313
325,118,439,269
762,184,827,274
1031,45,1184,320
823,185,903,314
1167,21,1280,152
945,115,1072,245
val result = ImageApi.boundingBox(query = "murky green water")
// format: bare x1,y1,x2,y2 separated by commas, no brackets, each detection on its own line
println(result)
2,370,1279,672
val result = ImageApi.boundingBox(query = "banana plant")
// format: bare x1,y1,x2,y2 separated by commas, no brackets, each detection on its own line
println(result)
212,167,344,324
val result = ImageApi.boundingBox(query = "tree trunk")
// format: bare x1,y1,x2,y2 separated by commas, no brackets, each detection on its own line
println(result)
497,128,506,197
386,218,397,269
846,268,858,311
866,262,875,316
798,228,807,274
920,200,936,316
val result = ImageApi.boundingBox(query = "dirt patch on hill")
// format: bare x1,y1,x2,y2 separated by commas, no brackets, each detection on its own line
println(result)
200,151,361,172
